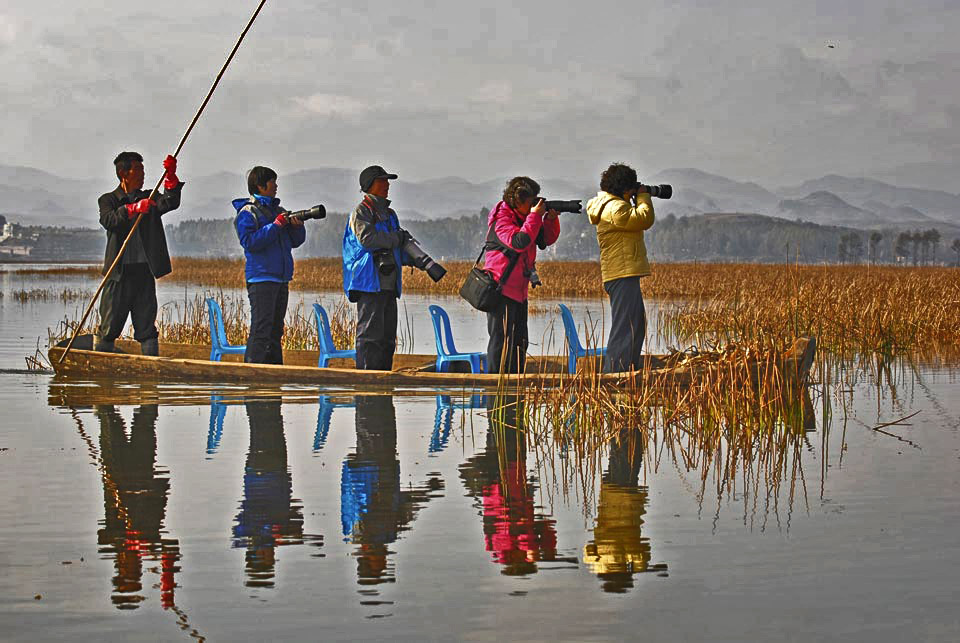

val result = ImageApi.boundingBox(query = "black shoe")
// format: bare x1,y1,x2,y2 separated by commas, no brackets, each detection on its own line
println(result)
94,339,118,353
140,338,159,357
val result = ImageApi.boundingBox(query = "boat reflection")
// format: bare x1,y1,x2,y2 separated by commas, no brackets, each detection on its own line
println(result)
340,395,443,599
582,430,667,592
231,398,322,588
94,404,180,609
459,396,560,575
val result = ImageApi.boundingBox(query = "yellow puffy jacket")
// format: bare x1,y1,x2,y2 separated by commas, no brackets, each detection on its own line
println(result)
586,191,655,283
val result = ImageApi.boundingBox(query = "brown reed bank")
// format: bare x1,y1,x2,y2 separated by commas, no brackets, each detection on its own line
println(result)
654,263,960,355
164,259,960,354
1,288,93,302
29,257,960,355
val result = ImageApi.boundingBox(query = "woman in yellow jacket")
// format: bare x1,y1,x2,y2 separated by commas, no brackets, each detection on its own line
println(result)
585,163,655,372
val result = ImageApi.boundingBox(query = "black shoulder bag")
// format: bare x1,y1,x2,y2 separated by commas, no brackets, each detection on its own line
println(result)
459,207,523,312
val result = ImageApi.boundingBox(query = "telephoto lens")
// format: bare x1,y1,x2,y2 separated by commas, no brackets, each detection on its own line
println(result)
542,199,582,213
637,184,673,200
288,204,326,221
402,237,447,283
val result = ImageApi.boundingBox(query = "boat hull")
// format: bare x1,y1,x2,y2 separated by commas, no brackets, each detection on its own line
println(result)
48,336,816,391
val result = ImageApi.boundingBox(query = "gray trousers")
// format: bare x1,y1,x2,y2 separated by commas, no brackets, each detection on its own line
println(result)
603,276,646,373
96,263,158,343
354,291,398,370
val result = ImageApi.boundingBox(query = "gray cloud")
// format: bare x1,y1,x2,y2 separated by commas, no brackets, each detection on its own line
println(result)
3,0,960,189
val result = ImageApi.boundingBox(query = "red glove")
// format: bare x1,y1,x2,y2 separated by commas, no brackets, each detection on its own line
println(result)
125,198,155,219
273,213,288,227
162,155,180,190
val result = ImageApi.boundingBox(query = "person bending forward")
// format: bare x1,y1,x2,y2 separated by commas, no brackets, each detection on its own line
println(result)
585,163,655,373
483,177,560,374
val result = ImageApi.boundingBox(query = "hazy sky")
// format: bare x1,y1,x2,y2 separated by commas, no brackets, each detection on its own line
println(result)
3,0,960,187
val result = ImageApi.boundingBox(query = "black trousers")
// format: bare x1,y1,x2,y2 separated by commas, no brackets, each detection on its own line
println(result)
97,263,159,342
603,276,646,373
487,296,529,374
245,281,289,365
355,291,398,370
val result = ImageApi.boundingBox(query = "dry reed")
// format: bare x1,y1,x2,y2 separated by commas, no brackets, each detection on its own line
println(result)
37,259,960,358
160,259,960,354
156,292,358,351
488,341,818,528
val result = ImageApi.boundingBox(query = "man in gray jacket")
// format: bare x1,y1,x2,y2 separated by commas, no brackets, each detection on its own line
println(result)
341,165,412,370
96,152,183,355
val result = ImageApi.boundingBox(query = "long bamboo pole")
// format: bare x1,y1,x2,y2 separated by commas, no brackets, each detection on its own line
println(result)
59,0,269,363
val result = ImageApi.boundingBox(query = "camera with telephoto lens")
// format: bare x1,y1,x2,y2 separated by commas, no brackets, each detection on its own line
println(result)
542,199,582,214
400,231,447,283
636,184,673,199
287,204,326,222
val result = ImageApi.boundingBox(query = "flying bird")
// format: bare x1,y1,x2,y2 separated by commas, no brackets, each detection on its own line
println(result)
827,44,836,49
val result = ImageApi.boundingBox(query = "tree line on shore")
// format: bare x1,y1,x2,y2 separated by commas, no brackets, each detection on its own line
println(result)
163,211,960,266
3,214,958,265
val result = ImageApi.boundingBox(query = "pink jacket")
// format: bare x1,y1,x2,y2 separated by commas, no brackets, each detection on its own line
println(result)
482,201,561,303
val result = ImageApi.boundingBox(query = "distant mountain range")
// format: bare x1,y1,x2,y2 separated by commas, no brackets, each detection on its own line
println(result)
2,163,959,234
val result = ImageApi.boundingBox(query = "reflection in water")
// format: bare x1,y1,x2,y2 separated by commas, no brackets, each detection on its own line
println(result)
95,405,180,609
232,399,321,589
459,397,559,576
207,395,226,456
431,394,486,454
582,430,667,593
315,395,354,452
341,396,442,600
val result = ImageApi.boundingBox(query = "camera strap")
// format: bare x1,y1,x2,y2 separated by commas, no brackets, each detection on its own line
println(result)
474,203,523,289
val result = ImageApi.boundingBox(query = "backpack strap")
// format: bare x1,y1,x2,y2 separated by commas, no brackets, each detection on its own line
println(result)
476,203,523,288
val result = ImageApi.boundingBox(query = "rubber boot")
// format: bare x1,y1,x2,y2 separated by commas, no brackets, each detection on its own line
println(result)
140,338,159,357
94,338,118,353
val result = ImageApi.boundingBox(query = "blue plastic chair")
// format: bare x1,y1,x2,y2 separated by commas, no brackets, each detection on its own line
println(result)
428,305,486,373
206,298,246,362
313,303,357,368
557,303,607,374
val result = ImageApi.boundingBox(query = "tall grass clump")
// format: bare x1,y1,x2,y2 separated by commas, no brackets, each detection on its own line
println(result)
154,291,358,350
655,263,960,357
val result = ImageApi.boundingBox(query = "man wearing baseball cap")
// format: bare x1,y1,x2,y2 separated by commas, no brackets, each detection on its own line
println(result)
341,165,413,370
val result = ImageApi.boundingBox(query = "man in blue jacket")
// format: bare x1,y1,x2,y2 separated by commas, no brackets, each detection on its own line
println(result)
234,166,306,364
342,165,412,370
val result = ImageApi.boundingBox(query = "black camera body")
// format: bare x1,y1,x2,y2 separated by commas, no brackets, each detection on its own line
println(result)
373,249,396,275
288,204,326,222
637,184,673,199
542,199,582,214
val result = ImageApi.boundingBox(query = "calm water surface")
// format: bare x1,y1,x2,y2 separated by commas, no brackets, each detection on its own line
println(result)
1,268,959,641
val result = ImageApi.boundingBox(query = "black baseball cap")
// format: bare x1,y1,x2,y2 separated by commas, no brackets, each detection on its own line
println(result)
359,165,398,192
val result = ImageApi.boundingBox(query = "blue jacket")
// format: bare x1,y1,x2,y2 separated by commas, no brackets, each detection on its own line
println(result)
342,195,405,298
233,196,306,283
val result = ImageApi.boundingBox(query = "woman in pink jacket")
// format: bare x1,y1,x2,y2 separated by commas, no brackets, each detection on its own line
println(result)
483,177,561,373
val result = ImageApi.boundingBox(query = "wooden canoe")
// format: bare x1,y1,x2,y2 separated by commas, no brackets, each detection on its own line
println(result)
48,335,816,391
